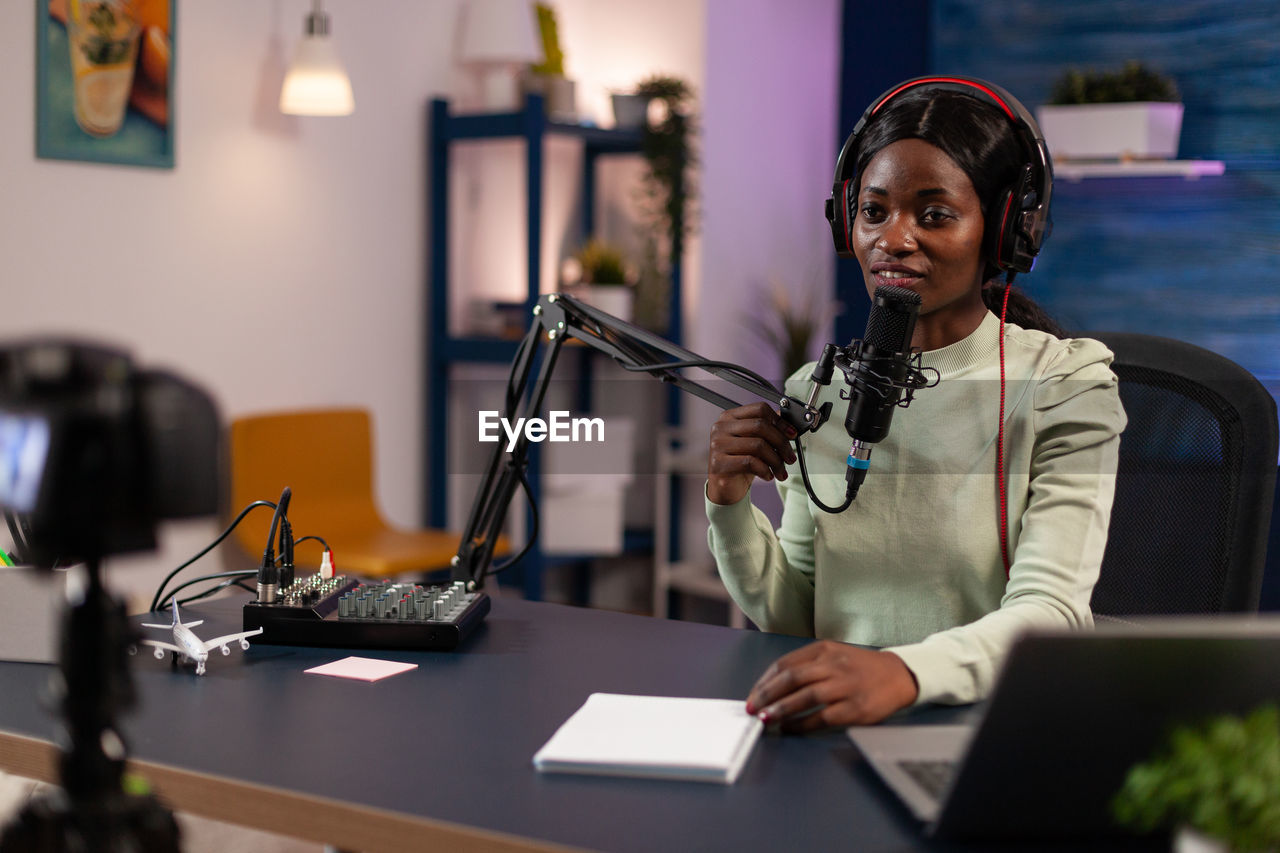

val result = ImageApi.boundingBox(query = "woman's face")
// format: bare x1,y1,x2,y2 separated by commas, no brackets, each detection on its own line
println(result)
852,138,989,350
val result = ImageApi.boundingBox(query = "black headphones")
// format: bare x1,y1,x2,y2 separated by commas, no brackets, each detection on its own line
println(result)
824,76,1053,276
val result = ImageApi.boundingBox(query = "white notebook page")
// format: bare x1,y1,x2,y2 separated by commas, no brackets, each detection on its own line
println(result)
533,693,764,784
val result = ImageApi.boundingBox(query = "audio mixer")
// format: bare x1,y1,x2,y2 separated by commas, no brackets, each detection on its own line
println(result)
243,573,490,651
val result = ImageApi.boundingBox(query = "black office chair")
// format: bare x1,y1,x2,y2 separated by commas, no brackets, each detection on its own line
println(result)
1085,332,1278,616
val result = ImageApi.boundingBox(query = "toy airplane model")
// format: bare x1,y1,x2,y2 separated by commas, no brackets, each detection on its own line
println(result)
136,601,264,675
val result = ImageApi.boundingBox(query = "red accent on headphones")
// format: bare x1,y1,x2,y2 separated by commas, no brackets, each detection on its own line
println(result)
838,178,853,254
824,76,1053,275
872,77,1018,121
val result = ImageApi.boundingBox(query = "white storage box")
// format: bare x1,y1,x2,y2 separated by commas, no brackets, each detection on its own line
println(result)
542,488,629,556
0,566,67,663
1035,102,1184,160
541,417,635,556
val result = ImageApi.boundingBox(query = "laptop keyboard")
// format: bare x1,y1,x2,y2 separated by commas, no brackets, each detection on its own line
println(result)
899,759,956,801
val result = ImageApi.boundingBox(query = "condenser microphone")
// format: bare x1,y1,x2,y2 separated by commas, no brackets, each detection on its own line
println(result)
839,285,922,500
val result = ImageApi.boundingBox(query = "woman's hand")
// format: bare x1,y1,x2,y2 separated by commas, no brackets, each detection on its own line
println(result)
707,403,798,506
745,641,919,731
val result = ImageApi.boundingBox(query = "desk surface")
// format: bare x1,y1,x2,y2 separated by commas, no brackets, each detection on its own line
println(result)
0,596,980,852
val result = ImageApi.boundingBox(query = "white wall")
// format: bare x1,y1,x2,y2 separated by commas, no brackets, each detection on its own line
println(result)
1,0,463,602
699,0,841,379
689,0,841,535
0,0,839,609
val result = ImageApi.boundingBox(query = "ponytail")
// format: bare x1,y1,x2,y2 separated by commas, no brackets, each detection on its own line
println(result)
982,282,1065,338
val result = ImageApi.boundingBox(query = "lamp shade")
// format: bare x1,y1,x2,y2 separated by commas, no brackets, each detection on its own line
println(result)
280,9,355,116
459,0,543,66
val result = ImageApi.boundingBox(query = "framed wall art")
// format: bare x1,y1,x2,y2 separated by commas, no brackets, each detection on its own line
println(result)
35,0,175,168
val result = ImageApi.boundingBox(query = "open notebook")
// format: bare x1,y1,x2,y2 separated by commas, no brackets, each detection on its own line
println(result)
533,693,764,785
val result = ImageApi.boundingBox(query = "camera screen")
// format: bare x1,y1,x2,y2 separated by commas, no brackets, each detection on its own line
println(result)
0,414,50,514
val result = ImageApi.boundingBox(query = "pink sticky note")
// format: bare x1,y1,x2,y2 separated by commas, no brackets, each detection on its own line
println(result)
304,656,418,682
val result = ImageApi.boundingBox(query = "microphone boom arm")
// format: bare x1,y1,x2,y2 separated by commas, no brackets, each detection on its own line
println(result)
450,293,834,590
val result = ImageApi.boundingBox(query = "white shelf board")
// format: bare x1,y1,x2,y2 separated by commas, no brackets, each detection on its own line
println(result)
1056,160,1225,181
662,560,733,600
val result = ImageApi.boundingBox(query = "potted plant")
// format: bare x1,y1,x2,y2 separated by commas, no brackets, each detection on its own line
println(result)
627,74,697,332
1111,704,1280,852
561,238,637,321
610,90,649,130
743,278,839,382
635,74,696,244
1036,61,1183,160
521,3,575,119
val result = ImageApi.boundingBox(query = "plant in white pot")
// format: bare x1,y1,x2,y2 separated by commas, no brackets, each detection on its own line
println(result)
1037,61,1183,161
522,3,575,119
1111,704,1280,852
561,239,637,322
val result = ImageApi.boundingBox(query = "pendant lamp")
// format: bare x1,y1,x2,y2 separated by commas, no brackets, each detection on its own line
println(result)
280,0,355,116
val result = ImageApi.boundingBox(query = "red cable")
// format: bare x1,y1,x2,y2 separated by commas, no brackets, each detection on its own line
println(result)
997,285,1011,577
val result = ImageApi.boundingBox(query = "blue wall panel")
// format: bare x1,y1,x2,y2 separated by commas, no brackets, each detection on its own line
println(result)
930,0,1280,405
834,0,932,345
926,0,1280,607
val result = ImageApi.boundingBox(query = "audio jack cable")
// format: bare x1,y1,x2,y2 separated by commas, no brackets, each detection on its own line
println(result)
257,486,291,603
278,517,295,590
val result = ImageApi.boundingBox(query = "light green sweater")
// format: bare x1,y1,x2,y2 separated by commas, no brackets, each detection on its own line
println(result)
706,311,1126,705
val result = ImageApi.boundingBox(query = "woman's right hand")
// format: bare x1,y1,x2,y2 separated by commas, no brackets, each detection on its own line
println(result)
707,403,798,506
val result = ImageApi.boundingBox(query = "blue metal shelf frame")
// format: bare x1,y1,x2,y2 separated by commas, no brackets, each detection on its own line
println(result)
425,95,681,601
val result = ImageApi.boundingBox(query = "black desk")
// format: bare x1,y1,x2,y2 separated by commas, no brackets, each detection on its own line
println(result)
0,597,975,852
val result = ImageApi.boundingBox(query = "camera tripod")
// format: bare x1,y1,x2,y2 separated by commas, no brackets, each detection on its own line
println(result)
0,559,180,852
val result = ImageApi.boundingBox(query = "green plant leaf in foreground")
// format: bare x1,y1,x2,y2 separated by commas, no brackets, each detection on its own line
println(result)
1112,704,1280,851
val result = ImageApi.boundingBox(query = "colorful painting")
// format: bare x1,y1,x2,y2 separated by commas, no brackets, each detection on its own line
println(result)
35,0,175,168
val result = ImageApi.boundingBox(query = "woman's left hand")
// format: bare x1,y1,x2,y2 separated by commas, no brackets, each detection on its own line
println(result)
745,641,919,731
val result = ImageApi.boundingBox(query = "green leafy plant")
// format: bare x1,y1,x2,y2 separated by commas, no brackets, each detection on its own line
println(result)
571,239,632,286
1049,61,1180,105
635,75,697,248
530,3,564,76
627,74,697,332
1112,704,1280,851
744,279,838,381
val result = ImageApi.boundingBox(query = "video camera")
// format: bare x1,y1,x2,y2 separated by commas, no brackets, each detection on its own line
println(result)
0,339,221,852
0,339,220,567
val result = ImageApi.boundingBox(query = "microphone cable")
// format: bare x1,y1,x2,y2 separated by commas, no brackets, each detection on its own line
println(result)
996,282,1012,577
616,357,859,511
615,357,782,396
148,499,277,612
256,486,291,602
793,436,855,514
157,570,259,611
615,354,939,514
488,461,539,575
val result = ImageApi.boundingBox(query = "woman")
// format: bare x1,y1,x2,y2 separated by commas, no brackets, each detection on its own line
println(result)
705,78,1126,729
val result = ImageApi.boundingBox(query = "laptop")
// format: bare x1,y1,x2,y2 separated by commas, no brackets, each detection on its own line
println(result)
848,618,1280,840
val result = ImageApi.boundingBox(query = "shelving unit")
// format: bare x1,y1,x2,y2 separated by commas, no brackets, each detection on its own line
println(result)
425,95,683,601
652,427,746,628
1055,159,1225,181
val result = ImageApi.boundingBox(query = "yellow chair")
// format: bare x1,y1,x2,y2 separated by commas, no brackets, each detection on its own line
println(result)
228,408,473,581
